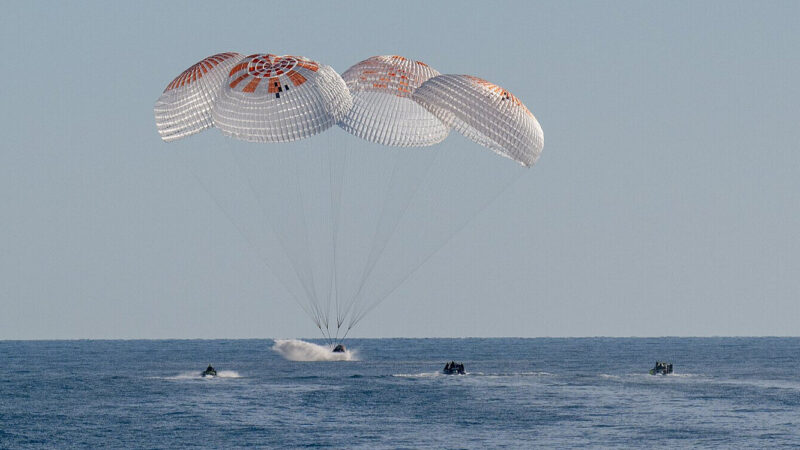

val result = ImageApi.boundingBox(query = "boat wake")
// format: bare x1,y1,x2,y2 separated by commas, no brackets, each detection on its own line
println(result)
272,339,358,362
163,370,242,380
476,371,552,377
393,371,550,378
392,371,445,378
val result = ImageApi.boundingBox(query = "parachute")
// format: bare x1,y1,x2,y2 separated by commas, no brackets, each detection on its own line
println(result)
212,54,352,142
154,52,243,142
413,74,544,166
338,55,449,147
154,53,544,345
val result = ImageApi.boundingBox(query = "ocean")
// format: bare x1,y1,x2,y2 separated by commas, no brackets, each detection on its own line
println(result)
1,338,798,448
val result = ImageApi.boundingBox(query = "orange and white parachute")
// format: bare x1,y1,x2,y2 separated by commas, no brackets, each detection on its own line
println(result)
154,53,543,166
212,54,352,142
413,74,543,166
154,52,243,142
154,52,351,143
338,55,449,147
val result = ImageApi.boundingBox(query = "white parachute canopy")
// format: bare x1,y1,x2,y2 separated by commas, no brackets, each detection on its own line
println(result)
212,53,352,142
338,55,449,147
154,52,243,142
413,74,544,166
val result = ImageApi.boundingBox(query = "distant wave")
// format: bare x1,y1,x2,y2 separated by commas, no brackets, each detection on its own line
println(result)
595,372,702,382
598,374,620,379
272,339,358,362
477,371,552,377
393,372,444,378
635,372,700,379
715,378,800,391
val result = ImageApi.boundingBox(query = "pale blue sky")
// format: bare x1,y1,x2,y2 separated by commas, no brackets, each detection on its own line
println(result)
1,1,798,339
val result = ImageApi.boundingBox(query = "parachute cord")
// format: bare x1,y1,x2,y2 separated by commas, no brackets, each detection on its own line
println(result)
178,150,317,327
228,148,325,333
318,149,331,338
339,325,353,345
357,149,404,283
233,149,319,307
324,325,333,347
343,148,442,326
327,137,346,344
328,146,347,348
317,324,332,347
280,147,326,336
341,149,403,321
347,167,526,331
291,148,324,316
335,145,350,331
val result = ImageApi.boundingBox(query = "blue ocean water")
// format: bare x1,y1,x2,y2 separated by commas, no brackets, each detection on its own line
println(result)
1,338,799,448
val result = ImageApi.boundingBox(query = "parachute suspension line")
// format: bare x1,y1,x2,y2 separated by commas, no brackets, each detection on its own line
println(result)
270,148,324,330
335,148,404,330
347,160,527,331
334,143,357,340
352,149,403,296
176,149,318,327
329,140,347,344
338,144,352,342
317,134,339,342
343,148,443,326
316,320,334,347
228,147,324,334
328,135,347,343
339,324,352,344
326,147,336,342
314,143,332,340
321,142,332,341
289,146,326,336
334,143,354,345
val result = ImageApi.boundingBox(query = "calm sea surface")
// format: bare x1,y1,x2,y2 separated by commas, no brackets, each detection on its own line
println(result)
1,338,799,448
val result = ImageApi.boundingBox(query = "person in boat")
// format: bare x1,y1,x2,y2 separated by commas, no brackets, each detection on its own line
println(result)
651,361,662,375
650,361,673,375
443,361,465,374
202,364,216,376
332,344,346,353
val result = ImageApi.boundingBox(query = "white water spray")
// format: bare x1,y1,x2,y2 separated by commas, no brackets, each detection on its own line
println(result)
272,339,358,361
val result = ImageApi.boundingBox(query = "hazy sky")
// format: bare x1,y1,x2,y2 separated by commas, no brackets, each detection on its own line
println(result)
2,1,798,339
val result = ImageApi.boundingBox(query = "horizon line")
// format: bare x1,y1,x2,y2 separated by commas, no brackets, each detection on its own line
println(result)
2,335,799,342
